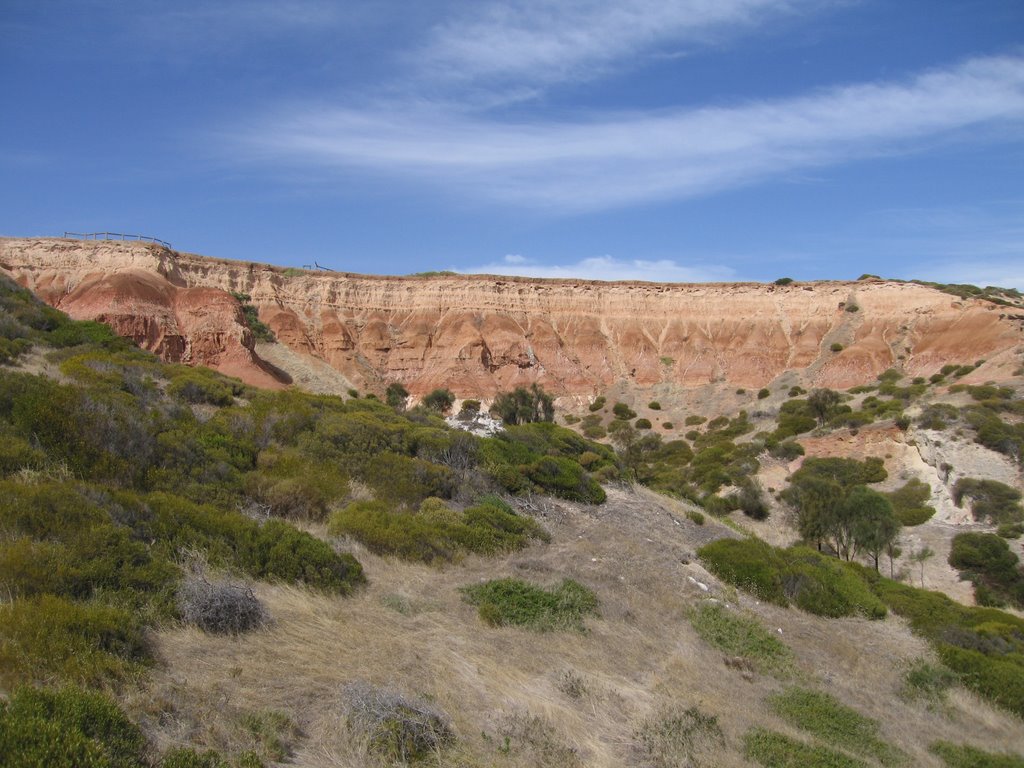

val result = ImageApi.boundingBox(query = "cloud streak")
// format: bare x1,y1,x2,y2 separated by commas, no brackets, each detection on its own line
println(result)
243,55,1024,211
416,0,825,87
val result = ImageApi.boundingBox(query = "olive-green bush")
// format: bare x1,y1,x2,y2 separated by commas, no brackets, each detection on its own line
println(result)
328,497,548,563
698,538,886,619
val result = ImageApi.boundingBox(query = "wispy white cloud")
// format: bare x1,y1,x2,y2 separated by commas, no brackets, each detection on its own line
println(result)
455,254,736,282
416,0,827,87
242,55,1024,211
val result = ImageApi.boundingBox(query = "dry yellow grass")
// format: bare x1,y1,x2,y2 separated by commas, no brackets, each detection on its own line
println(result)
127,486,1024,766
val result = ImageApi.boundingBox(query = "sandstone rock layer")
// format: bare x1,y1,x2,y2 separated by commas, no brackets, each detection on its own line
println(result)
2,237,1021,397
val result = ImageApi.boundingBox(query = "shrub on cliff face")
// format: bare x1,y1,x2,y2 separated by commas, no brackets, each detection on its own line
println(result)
953,478,1023,523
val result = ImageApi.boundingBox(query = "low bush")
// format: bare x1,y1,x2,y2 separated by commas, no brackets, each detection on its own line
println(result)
648,401,661,410
948,533,1024,608
953,478,1023,523
0,684,148,768
698,539,886,619
167,370,236,406
328,498,548,563
685,415,706,426
689,602,794,676
613,402,637,420
148,494,364,594
635,418,652,429
177,573,269,634
769,440,804,461
461,578,598,632
901,659,958,703
885,479,935,526
768,688,904,766
744,728,866,768
930,742,1024,768
998,522,1024,539
0,594,149,687
830,343,844,352
343,680,454,764
588,396,606,412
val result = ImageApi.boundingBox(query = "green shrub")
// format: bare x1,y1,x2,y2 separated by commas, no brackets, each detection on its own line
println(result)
168,371,235,406
845,303,859,313
698,539,886,619
685,415,706,426
0,685,148,768
949,533,1024,608
613,402,637,420
48,320,131,350
359,451,455,507
328,499,548,563
870,578,1024,717
997,522,1024,539
525,455,606,503
147,494,363,593
769,440,804,460
901,659,958,702
648,401,661,410
230,292,275,344
917,403,958,430
635,418,652,429
953,478,1023,523
588,396,606,412
0,595,149,687
490,384,555,424
774,277,794,285
461,578,598,632
744,728,867,768
938,645,1024,717
247,519,364,592
830,343,844,352
689,602,794,676
885,479,935,526
930,742,1024,768
422,388,455,413
758,388,771,399
768,688,904,766
662,422,673,429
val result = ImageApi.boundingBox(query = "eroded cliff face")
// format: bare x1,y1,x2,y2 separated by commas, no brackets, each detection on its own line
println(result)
2,237,1022,398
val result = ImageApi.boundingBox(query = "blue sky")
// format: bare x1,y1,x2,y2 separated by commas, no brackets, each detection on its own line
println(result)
2,0,1023,286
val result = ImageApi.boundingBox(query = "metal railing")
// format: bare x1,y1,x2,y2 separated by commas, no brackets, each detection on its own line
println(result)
63,231,172,249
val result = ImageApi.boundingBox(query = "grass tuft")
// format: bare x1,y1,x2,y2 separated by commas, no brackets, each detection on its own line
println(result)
689,602,794,677
744,728,867,768
767,688,905,766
